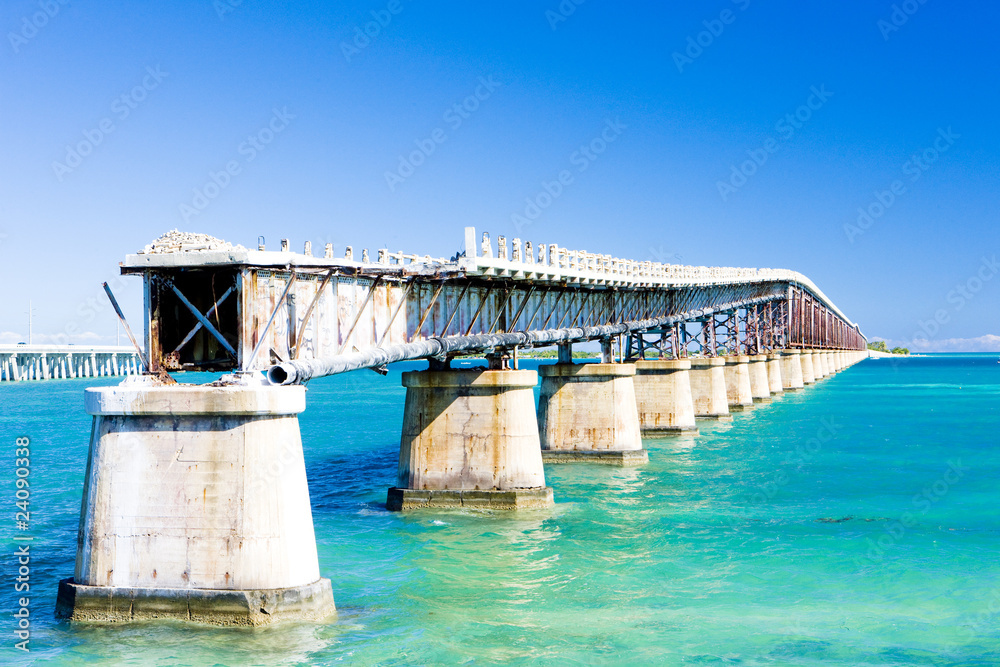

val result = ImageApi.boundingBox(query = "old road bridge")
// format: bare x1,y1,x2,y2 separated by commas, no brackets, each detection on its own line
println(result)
56,227,868,626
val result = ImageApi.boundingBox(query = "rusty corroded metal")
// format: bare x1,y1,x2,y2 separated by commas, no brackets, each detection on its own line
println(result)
120,226,867,381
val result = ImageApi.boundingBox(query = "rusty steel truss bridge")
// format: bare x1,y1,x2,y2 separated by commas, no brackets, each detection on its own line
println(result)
120,227,866,384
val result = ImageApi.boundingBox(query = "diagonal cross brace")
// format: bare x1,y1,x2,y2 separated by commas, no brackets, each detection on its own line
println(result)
162,278,237,357
172,286,234,354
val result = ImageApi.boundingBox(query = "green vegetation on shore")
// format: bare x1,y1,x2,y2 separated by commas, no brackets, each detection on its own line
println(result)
868,341,910,355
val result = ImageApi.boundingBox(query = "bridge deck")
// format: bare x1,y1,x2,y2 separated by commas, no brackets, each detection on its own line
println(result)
119,228,865,381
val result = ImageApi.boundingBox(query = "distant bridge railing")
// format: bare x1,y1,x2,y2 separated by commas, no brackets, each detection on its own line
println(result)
0,345,142,382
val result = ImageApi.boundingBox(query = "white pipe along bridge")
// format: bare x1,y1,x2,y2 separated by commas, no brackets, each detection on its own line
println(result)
55,227,869,627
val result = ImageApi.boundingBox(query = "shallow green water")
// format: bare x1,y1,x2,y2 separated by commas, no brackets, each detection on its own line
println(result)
2,355,999,665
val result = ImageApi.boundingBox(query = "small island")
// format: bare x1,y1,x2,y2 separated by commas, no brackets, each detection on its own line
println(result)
867,340,910,356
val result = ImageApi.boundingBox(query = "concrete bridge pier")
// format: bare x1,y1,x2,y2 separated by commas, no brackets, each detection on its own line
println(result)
689,358,731,420
780,350,805,390
748,355,771,403
633,359,697,436
813,351,827,379
389,369,555,508
801,351,817,385
766,353,784,396
825,352,836,374
56,381,335,626
538,363,647,465
723,356,754,411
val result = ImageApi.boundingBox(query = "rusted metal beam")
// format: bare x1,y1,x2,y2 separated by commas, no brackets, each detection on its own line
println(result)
173,286,235,354
292,269,335,359
161,278,237,358
243,271,297,370
339,276,385,353
438,282,470,337
377,279,415,347
102,282,149,371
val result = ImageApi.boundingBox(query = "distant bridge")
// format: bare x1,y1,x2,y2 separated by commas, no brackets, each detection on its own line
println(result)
120,226,865,382
0,344,142,382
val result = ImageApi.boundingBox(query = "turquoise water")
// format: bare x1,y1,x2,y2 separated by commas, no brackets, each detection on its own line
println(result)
2,354,999,665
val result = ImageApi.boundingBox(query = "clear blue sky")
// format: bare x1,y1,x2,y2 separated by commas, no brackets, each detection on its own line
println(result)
1,1,997,351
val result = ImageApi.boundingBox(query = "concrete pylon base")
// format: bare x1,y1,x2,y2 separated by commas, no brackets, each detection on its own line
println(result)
633,359,698,435
748,354,771,403
689,357,731,419
541,449,649,466
56,578,335,627
723,355,754,411
766,353,784,396
386,487,554,510
780,350,805,390
801,351,817,384
393,369,553,510
537,363,644,457
60,381,334,626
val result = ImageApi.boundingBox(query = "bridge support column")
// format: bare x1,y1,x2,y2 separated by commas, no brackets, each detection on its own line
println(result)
766,353,784,395
823,352,835,375
538,363,647,465
813,351,827,379
723,356,754,411
56,382,335,626
801,350,817,385
748,355,771,403
389,369,554,509
780,350,804,390
633,359,697,436
689,358,731,420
